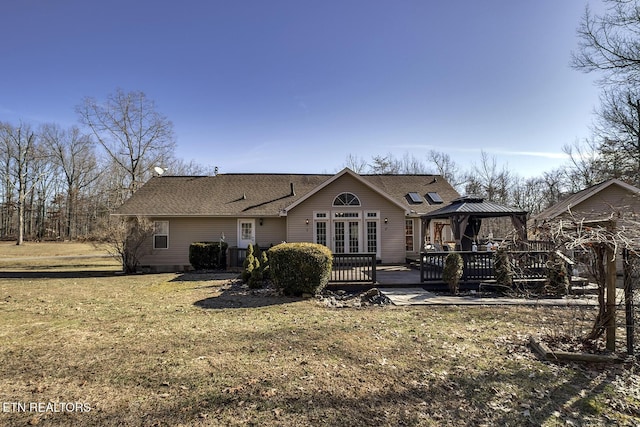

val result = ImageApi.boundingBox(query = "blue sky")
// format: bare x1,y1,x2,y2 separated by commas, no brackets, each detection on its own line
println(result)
1,1,602,177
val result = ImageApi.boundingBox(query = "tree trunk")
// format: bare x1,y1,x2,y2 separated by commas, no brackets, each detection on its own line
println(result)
585,244,608,341
16,196,23,245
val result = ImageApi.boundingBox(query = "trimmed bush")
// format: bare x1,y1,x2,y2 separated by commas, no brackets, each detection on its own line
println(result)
189,241,228,270
241,244,255,283
268,243,333,296
442,252,463,295
248,256,263,289
260,250,270,280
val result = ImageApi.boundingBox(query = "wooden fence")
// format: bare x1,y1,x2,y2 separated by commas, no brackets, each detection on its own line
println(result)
330,253,377,284
420,250,550,283
228,247,377,284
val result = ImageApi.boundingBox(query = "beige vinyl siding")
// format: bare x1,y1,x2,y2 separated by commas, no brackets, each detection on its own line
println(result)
140,217,237,267
139,216,287,268
287,173,407,263
255,217,287,248
572,185,640,219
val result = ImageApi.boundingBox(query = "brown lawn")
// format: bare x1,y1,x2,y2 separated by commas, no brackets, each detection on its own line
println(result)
0,242,638,426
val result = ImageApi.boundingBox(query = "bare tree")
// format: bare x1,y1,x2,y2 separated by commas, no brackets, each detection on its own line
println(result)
0,127,16,238
591,87,640,185
572,1,640,186
572,0,640,86
562,138,605,189
427,150,463,189
511,176,547,215
464,151,512,204
165,157,217,176
369,153,402,174
399,152,428,174
77,89,176,201
41,124,100,239
342,153,368,173
0,122,44,245
99,216,154,273
540,168,568,208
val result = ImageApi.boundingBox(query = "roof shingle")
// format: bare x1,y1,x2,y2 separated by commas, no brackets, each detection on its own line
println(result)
113,172,460,217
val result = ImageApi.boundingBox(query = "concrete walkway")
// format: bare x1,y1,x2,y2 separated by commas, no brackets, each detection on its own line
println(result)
380,287,601,306
375,265,422,285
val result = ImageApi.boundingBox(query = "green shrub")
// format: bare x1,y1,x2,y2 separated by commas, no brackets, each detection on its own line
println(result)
442,252,463,295
493,247,513,288
248,256,263,289
268,243,333,296
260,250,270,280
241,244,255,283
189,241,228,270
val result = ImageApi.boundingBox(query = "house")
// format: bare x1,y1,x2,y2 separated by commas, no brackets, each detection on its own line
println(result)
113,168,460,272
532,178,640,228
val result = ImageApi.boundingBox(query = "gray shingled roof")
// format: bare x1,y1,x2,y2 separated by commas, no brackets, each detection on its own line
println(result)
423,196,527,219
113,171,460,217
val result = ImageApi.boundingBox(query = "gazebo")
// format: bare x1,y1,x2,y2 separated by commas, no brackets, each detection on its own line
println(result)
421,196,528,251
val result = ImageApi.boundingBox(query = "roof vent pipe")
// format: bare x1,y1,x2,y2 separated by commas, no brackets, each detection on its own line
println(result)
290,182,296,196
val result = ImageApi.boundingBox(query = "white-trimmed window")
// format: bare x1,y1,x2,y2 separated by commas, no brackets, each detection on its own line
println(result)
153,221,169,249
405,219,414,252
314,211,329,247
365,211,379,256
333,192,361,207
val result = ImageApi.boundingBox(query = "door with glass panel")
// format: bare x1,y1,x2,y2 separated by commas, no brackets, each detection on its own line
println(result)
333,220,360,253
237,219,255,248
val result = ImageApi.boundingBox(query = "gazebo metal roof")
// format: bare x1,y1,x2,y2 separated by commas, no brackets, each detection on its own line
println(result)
422,196,527,219
421,196,528,250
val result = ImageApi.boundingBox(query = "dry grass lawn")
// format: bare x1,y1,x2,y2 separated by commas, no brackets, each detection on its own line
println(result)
0,243,638,426
0,241,119,271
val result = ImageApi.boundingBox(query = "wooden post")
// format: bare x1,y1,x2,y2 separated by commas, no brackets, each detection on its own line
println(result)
606,221,617,352
624,249,634,355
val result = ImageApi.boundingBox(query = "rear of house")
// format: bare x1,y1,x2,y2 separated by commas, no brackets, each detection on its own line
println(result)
113,168,460,272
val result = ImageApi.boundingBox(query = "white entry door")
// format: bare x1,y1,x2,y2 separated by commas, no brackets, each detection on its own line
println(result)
238,219,255,248
333,220,360,253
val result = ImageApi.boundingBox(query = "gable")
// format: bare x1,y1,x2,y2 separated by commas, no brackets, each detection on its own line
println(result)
283,168,408,214
535,179,640,222
286,172,407,215
570,183,640,217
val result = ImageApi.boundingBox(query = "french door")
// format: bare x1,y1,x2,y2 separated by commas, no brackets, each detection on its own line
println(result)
333,220,360,254
315,211,379,257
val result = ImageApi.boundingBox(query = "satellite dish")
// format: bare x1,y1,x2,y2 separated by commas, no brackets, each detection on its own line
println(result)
154,166,165,176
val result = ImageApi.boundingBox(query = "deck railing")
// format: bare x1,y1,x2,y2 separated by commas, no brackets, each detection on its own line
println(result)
420,250,551,283
330,253,377,284
228,248,377,284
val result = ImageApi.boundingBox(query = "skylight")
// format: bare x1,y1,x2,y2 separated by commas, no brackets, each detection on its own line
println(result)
426,192,444,204
407,192,423,204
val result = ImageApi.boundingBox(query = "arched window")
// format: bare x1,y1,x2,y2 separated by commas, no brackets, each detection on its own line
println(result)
333,192,361,206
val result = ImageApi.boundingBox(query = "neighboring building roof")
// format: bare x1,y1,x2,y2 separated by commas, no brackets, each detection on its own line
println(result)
533,178,640,222
113,169,460,217
422,196,527,219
